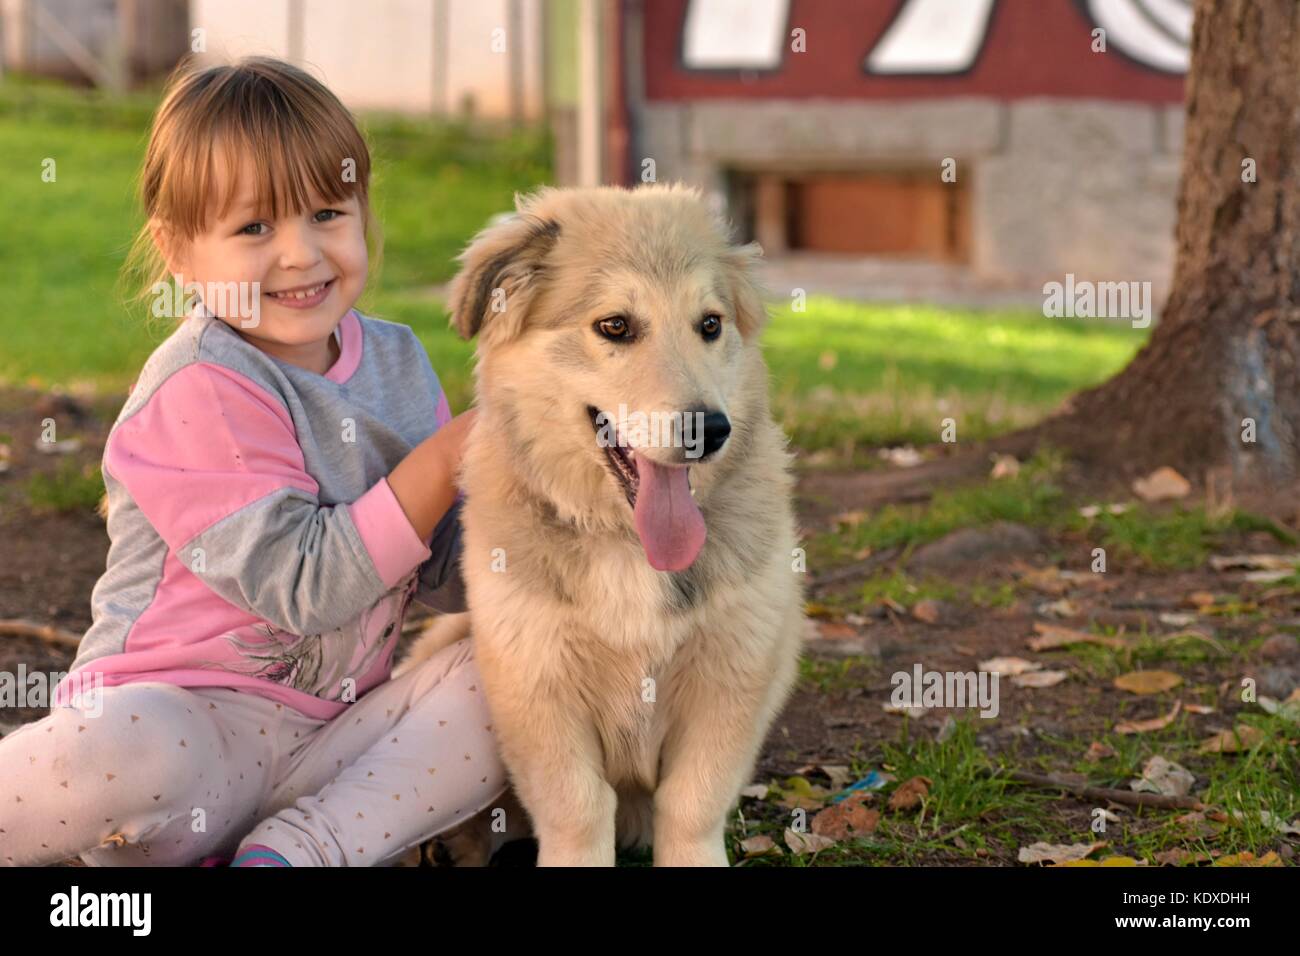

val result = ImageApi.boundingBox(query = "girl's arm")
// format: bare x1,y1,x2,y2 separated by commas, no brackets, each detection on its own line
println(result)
106,362,458,636
386,408,476,541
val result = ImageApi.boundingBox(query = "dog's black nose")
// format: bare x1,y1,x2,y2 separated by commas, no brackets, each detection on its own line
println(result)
681,408,733,460
701,411,731,456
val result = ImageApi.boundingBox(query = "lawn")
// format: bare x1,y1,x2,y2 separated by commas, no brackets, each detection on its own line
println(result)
1,77,1147,456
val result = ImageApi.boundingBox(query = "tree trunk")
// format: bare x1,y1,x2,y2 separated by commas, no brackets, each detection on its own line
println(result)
1039,0,1300,498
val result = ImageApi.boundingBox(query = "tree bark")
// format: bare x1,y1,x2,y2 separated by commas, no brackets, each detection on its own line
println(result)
1038,0,1300,497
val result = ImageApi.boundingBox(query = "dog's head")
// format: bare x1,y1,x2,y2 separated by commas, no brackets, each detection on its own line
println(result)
446,183,771,572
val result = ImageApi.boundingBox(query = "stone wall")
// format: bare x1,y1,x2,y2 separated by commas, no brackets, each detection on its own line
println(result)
634,98,1184,304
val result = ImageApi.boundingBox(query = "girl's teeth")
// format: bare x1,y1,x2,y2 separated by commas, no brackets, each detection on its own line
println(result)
275,282,326,299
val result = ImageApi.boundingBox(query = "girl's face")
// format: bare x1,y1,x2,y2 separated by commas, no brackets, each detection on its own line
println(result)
157,154,368,372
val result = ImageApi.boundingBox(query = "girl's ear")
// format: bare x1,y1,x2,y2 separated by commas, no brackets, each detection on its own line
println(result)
148,219,188,278
445,213,561,342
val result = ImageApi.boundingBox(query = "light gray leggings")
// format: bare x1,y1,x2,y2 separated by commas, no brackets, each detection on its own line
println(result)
0,637,508,866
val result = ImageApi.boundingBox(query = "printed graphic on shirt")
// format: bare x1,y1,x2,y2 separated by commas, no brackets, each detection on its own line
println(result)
199,570,417,701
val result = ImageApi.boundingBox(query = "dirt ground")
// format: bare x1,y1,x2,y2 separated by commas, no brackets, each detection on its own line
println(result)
2,385,1297,867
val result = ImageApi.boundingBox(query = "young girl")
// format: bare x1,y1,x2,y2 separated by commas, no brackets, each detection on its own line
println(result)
0,56,512,867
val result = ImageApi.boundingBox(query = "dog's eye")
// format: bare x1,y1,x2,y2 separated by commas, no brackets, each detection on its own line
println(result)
700,314,722,341
596,316,631,340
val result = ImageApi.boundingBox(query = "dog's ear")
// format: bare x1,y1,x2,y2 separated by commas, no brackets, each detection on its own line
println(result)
722,241,769,339
446,212,561,342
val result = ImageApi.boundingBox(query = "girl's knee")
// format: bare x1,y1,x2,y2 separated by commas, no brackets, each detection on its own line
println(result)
48,684,223,793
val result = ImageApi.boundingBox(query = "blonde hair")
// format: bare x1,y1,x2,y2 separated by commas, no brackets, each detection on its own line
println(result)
122,55,382,325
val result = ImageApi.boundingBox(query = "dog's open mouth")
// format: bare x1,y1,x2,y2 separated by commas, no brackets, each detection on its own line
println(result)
587,405,706,572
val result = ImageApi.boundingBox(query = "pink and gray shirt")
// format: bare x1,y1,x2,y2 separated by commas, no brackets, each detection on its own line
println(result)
52,308,465,720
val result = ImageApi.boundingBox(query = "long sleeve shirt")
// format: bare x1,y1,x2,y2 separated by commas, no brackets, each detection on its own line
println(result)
52,307,465,720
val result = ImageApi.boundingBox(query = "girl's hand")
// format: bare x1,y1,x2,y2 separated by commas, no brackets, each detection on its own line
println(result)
436,407,478,477
387,407,477,541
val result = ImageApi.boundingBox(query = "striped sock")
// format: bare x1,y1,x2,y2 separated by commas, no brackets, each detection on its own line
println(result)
230,843,292,867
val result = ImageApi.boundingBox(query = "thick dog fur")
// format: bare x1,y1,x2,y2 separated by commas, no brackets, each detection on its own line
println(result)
397,183,804,866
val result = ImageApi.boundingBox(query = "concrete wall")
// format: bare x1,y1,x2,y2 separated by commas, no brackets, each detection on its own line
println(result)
635,97,1184,302
189,0,546,119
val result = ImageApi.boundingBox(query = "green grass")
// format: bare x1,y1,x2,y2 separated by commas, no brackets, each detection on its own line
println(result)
808,447,1069,570
0,77,1148,455
26,457,105,513
725,703,1297,865
0,76,549,397
1076,507,1294,571
766,298,1146,454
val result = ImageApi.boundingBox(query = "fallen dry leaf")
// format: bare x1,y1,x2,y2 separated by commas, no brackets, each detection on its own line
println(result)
1115,699,1182,735
1084,741,1117,762
1258,691,1300,724
1184,703,1216,715
1012,670,1069,688
887,776,932,812
1208,553,1300,572
1017,565,1070,596
815,621,859,641
1155,848,1216,866
1059,856,1143,867
1243,569,1294,583
1213,851,1282,867
1018,841,1107,865
1114,670,1183,695
1199,725,1266,753
1228,810,1300,837
739,835,782,858
990,454,1020,479
1028,622,1126,651
784,829,836,855
1133,466,1190,502
911,599,942,624
775,775,831,810
1130,755,1195,797
812,794,881,840
833,510,867,529
790,763,853,791
979,656,1042,676
878,446,924,468
1187,591,1217,607
1036,598,1080,619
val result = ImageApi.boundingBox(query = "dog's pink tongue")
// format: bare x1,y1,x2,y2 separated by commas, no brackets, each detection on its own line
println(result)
632,453,706,571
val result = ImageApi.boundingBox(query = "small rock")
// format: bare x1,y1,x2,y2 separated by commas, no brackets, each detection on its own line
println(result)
1255,666,1300,700
989,454,1020,479
912,599,943,624
908,522,1045,573
34,391,90,423
1037,598,1080,619
1133,466,1191,502
1259,634,1299,661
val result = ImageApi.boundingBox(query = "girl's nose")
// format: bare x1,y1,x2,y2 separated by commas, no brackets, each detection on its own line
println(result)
276,223,323,270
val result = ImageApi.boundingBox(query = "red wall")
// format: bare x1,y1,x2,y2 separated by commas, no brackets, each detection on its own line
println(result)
643,0,1187,104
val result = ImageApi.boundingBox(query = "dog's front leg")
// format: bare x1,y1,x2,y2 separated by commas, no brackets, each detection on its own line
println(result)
653,633,800,867
514,737,618,866
484,686,618,866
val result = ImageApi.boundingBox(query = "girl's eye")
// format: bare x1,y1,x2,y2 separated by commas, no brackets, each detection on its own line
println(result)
238,222,267,236
596,316,631,340
701,313,722,340
314,209,343,223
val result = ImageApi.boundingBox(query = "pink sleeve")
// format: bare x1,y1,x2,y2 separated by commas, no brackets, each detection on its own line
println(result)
107,363,430,590
349,477,434,588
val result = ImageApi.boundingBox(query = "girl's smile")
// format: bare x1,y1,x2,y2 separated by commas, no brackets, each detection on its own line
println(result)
265,276,338,309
